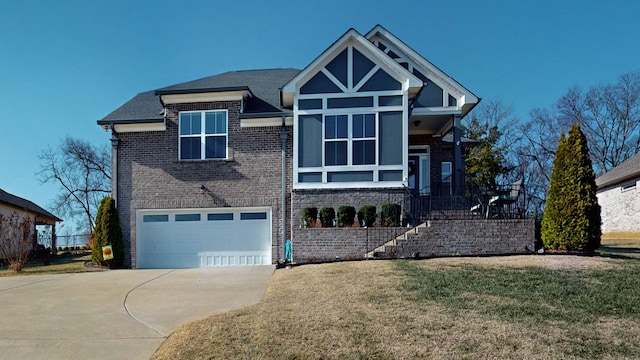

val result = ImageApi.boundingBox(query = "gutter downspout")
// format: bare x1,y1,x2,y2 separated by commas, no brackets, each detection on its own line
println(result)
110,124,120,207
279,116,288,262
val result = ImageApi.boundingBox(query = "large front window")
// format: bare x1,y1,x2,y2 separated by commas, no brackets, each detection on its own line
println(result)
179,110,227,160
324,114,376,166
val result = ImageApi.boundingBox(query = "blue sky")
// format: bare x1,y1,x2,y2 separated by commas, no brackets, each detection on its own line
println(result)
1,0,638,231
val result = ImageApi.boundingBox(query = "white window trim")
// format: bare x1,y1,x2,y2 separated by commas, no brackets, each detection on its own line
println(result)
178,110,228,161
322,113,377,168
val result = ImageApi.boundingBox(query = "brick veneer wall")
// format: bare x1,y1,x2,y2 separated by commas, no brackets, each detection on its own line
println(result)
290,219,535,264
597,181,640,237
290,188,405,229
115,100,292,268
391,219,535,257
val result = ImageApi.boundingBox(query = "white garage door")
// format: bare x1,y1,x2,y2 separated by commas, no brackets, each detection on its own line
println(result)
136,207,271,268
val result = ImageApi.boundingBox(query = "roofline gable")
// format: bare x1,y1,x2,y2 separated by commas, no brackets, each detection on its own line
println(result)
365,25,480,116
281,28,422,107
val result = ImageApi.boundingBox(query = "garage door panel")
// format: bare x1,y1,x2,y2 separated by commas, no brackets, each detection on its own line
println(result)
136,208,271,269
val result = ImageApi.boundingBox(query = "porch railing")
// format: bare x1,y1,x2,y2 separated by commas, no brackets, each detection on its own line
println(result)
363,179,526,256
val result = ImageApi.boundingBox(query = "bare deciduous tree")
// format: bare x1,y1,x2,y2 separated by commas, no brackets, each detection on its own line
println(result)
556,72,640,175
38,137,111,233
516,71,640,215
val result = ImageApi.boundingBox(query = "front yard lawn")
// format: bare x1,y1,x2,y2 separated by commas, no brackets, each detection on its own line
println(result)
0,252,104,276
152,239,640,359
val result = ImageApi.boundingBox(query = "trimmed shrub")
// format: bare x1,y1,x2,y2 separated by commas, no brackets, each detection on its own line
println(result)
381,203,401,227
319,207,335,227
541,124,601,251
337,206,356,227
92,196,124,268
357,205,376,227
301,207,318,228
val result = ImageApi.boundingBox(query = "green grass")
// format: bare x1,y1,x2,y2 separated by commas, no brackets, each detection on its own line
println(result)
153,248,640,359
395,260,640,324
395,258,640,358
0,252,103,276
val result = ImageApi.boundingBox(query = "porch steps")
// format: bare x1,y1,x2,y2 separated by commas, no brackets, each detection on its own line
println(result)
366,222,428,259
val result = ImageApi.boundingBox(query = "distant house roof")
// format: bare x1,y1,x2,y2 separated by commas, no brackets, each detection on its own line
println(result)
0,188,62,222
98,68,301,126
596,153,640,190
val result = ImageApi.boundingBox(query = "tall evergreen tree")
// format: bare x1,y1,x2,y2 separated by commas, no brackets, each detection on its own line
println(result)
92,196,124,267
541,124,601,251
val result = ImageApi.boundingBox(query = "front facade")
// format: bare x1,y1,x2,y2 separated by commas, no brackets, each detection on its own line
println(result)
596,154,640,240
98,26,484,269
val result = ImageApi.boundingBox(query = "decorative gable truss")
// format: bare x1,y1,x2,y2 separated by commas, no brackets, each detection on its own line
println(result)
365,25,479,121
282,29,423,190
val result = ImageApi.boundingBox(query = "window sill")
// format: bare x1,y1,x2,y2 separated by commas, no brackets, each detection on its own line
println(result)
177,158,234,163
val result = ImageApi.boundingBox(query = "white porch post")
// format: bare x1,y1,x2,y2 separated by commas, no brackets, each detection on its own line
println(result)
453,115,464,196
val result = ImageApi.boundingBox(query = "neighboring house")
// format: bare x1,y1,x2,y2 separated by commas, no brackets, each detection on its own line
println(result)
0,188,62,251
98,25,533,269
596,153,640,240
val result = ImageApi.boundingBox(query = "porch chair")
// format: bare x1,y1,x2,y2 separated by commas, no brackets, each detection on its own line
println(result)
487,180,523,218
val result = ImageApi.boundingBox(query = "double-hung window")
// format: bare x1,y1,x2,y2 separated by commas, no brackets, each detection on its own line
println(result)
323,113,376,167
324,115,348,166
352,114,375,165
179,110,227,160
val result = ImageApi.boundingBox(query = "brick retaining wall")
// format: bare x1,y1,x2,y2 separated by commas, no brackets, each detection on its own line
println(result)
290,218,535,263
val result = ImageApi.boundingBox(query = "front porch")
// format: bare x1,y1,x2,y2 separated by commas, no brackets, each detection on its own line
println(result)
289,184,535,264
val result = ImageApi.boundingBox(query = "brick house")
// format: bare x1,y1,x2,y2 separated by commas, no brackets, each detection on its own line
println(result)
596,153,640,241
98,25,533,268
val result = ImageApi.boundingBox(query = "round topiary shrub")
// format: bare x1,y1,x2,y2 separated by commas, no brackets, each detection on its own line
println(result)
301,207,318,228
319,207,335,227
381,203,401,227
357,205,376,227
337,206,356,227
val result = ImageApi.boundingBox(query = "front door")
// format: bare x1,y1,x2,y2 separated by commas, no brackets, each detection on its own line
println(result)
408,151,430,195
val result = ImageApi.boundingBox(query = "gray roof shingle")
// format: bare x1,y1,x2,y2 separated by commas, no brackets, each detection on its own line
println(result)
0,188,62,222
596,153,640,190
98,68,301,125
100,90,164,123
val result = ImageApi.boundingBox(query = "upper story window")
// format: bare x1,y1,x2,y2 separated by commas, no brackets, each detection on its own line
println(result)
179,110,227,160
324,113,376,167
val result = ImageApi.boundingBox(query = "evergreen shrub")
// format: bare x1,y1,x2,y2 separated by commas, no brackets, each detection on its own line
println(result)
541,124,601,251
381,203,401,227
357,205,376,227
319,207,335,227
337,206,356,227
300,207,318,227
92,196,124,267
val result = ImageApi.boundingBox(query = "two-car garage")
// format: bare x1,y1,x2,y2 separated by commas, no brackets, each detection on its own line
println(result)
135,207,272,268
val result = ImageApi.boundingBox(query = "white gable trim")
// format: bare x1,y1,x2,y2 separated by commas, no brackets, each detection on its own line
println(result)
160,90,249,105
365,25,479,112
281,29,422,107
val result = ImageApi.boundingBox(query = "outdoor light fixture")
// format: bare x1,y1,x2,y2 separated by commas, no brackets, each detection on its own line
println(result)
199,185,211,195
413,120,421,127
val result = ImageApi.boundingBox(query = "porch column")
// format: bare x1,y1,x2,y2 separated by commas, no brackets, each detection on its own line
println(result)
51,224,56,255
453,115,464,196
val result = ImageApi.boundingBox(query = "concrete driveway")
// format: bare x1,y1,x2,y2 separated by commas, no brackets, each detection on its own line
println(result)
0,266,274,360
